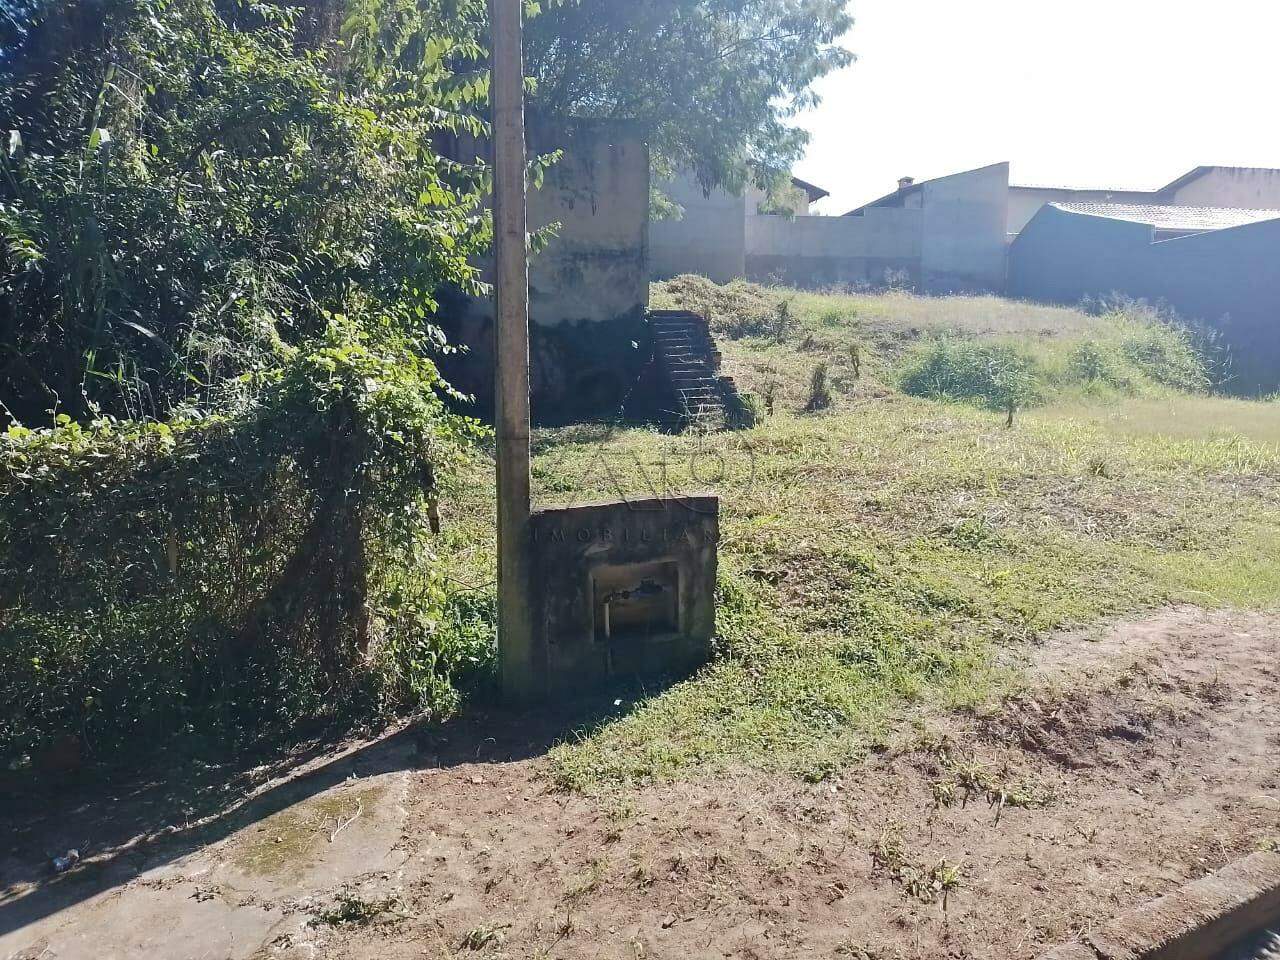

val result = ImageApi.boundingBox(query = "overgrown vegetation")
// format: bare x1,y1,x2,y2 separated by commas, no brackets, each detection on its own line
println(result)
653,274,796,340
0,330,489,765
653,275,1218,415
1,0,1273,819
527,281,1280,789
0,0,492,424
899,339,1043,420
897,311,1209,414
0,0,497,768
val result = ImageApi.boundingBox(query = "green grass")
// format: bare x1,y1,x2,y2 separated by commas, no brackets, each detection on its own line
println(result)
441,281,1280,791
1041,394,1280,447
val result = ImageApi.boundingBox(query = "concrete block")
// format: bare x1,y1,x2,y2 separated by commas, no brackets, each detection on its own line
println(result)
1088,851,1280,960
528,495,718,695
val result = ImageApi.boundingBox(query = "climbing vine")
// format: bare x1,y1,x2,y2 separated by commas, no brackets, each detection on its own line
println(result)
0,327,491,766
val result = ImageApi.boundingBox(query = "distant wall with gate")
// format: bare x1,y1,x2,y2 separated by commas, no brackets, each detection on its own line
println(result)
654,164,1009,294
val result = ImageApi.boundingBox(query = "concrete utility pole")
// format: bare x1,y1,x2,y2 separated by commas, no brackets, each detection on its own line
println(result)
489,0,537,699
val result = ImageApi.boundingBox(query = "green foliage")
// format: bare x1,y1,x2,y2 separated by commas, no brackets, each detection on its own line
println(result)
756,177,809,218
0,0,504,766
0,0,491,424
804,362,832,411
652,274,793,340
1067,313,1208,395
0,327,492,766
524,0,854,190
901,313,1210,417
899,339,1044,415
1111,315,1210,391
1069,338,1136,389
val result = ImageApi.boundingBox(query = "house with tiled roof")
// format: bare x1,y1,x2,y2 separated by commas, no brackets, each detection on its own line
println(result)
1007,166,1280,235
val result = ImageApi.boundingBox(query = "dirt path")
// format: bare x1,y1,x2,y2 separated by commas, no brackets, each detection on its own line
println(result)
3,607,1278,960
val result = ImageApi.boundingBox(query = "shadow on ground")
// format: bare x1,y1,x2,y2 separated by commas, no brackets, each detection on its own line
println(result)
0,689,637,939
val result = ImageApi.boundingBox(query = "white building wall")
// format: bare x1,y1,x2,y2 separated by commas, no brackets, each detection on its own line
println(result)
918,162,1010,293
744,209,923,287
649,174,747,283
1170,168,1280,209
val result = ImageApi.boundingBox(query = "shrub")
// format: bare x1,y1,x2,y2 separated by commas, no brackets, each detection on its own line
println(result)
1079,298,1214,391
0,327,490,769
899,339,1043,415
1113,317,1210,392
1068,338,1136,390
1066,317,1208,394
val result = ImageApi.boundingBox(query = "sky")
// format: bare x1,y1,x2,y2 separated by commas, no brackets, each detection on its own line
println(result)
794,0,1280,214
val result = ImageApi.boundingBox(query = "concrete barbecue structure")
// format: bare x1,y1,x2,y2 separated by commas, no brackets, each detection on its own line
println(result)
526,496,719,696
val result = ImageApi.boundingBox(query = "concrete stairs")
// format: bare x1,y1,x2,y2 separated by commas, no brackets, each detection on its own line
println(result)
649,310,751,430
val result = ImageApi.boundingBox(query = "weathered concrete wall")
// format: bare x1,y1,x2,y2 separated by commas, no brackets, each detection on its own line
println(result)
437,118,652,423
1009,206,1280,393
1171,167,1280,209
659,165,1007,293
453,117,650,329
918,162,1010,293
528,496,718,696
744,209,922,288
650,173,747,283
525,120,649,327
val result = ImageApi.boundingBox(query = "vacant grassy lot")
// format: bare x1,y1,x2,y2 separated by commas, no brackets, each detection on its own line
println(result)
440,280,1280,792
10,282,1280,960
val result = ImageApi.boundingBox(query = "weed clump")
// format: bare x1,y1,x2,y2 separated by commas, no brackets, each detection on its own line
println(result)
805,363,834,411
1078,298,1215,391
899,339,1042,417
900,305,1211,418
1069,315,1208,393
652,275,794,341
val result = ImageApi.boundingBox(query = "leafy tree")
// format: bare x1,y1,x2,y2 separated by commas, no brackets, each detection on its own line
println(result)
524,0,854,191
0,0,502,760
0,0,491,424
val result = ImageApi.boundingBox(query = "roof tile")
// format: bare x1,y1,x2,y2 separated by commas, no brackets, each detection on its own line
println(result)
1051,202,1280,232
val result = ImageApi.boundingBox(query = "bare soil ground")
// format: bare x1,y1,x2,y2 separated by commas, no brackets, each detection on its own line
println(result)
4,607,1278,960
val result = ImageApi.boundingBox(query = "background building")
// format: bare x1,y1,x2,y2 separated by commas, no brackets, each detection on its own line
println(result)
1007,166,1280,236
652,163,1009,293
